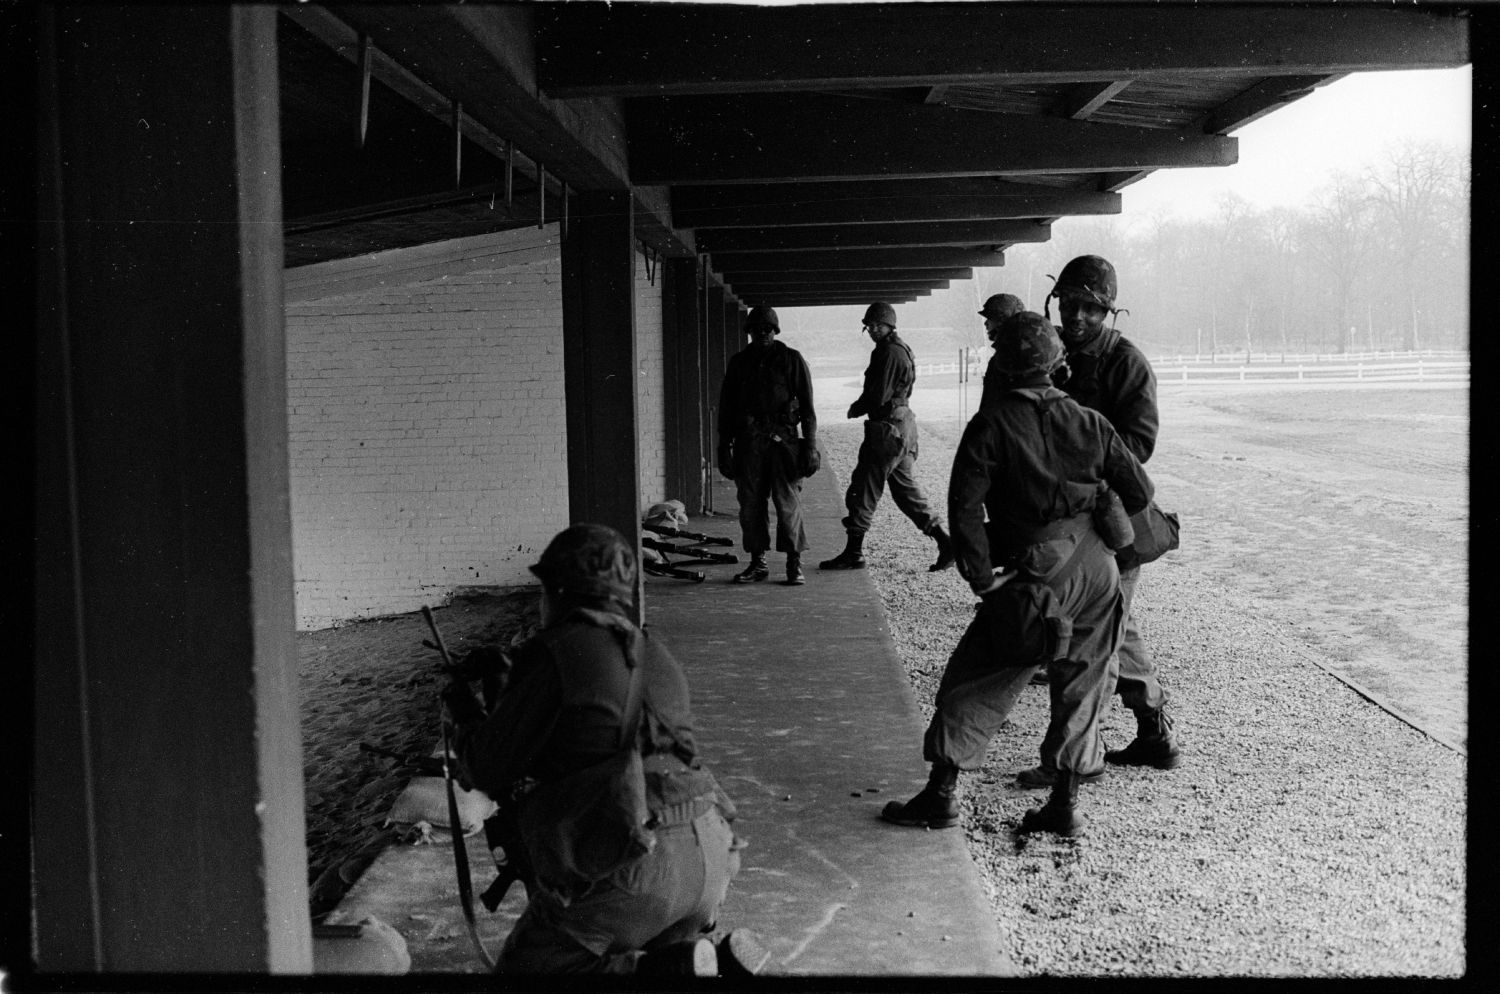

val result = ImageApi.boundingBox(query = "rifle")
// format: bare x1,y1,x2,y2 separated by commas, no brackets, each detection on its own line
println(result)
642,523,734,547
423,605,498,971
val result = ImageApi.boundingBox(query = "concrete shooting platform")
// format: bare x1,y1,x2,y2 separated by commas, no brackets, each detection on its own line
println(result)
328,467,1011,977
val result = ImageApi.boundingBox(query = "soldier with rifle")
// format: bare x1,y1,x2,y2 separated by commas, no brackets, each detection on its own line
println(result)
440,523,769,976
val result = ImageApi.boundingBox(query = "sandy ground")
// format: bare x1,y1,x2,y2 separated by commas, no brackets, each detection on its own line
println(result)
297,591,536,915
814,377,1468,751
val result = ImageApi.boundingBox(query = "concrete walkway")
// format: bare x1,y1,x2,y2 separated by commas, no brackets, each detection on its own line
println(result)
328,466,1010,976
644,468,1009,977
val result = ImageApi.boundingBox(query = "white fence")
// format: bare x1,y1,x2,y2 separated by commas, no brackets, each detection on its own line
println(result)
916,350,1468,386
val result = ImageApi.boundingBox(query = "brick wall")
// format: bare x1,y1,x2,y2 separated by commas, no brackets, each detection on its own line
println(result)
285,227,569,630
283,227,675,630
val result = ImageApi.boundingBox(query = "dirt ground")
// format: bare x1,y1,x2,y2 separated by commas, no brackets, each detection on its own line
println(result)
297,590,537,916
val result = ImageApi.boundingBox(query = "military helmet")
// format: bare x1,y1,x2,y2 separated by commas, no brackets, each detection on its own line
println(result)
530,523,638,602
978,292,1025,322
862,301,898,329
1049,255,1118,310
744,305,780,331
991,311,1067,376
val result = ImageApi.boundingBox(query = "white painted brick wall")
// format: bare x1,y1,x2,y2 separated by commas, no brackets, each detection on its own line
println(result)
635,250,668,512
286,228,570,630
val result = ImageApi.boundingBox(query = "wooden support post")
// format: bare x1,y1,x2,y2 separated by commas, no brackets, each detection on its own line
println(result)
663,258,706,513
505,138,514,207
704,281,728,495
538,161,547,229
34,5,309,972
561,190,644,621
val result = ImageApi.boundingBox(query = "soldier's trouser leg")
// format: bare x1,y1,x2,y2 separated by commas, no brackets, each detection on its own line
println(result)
1044,654,1116,774
734,450,773,555
498,809,740,975
840,420,903,534
1113,567,1168,716
1036,556,1125,774
923,615,1039,770
887,451,940,535
767,442,809,553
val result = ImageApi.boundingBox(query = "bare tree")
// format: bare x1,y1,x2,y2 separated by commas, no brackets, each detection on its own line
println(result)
1304,173,1374,353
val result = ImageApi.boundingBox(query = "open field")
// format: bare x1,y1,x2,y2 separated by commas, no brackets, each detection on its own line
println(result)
813,380,1469,751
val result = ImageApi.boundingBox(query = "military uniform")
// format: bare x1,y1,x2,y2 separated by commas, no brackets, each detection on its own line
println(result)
717,340,816,556
925,383,1153,777
452,606,740,974
840,332,941,537
1053,326,1169,728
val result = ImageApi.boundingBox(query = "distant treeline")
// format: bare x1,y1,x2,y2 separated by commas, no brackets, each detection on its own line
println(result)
779,140,1469,363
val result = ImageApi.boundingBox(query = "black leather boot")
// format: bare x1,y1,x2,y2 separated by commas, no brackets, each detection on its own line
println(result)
819,531,866,570
1105,706,1182,769
1019,770,1083,836
928,525,956,572
783,552,805,586
880,761,960,828
732,554,770,584
638,937,718,976
717,930,773,976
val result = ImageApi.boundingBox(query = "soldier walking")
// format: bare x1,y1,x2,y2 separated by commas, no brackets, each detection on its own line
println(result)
820,301,954,572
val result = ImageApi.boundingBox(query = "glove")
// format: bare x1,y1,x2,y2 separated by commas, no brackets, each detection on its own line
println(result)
971,569,1014,600
440,676,485,726
717,442,735,480
798,438,822,478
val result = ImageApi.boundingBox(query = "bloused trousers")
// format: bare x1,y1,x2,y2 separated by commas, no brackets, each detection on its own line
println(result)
841,411,939,536
924,536,1124,776
734,430,808,555
1035,563,1168,769
499,809,740,974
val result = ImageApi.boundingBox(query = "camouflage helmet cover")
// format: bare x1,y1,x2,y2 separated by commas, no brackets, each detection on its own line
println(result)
978,293,1026,322
1049,255,1118,310
744,305,780,331
992,311,1067,375
862,301,898,328
530,523,638,602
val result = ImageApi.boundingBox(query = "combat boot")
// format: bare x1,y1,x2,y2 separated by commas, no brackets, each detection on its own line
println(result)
1105,706,1182,769
1015,764,1105,789
927,525,956,572
880,761,960,829
732,554,770,584
1018,770,1083,836
819,531,866,570
783,552,806,586
637,937,718,976
716,930,773,976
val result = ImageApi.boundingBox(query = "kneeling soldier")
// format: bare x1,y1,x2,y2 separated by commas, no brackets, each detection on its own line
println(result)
882,314,1153,836
444,524,770,975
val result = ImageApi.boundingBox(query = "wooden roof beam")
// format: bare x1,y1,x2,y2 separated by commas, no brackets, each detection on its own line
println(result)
709,247,1006,272
729,279,952,293
537,4,1468,96
721,267,975,285
1061,81,1134,120
630,95,1236,185
673,179,1119,229
696,220,1051,254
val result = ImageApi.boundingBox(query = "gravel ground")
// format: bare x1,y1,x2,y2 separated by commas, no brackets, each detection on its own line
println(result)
818,419,1466,977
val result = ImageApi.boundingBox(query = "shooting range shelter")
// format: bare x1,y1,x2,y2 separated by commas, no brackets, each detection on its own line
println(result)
30,2,1470,973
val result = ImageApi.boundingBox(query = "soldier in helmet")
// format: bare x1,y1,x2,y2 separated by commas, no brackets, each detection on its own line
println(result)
820,301,954,572
976,292,1027,410
1011,254,1182,788
443,524,769,976
881,313,1153,837
716,306,819,585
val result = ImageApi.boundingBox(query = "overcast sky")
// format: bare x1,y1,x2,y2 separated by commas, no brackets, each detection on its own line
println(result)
1119,66,1472,222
